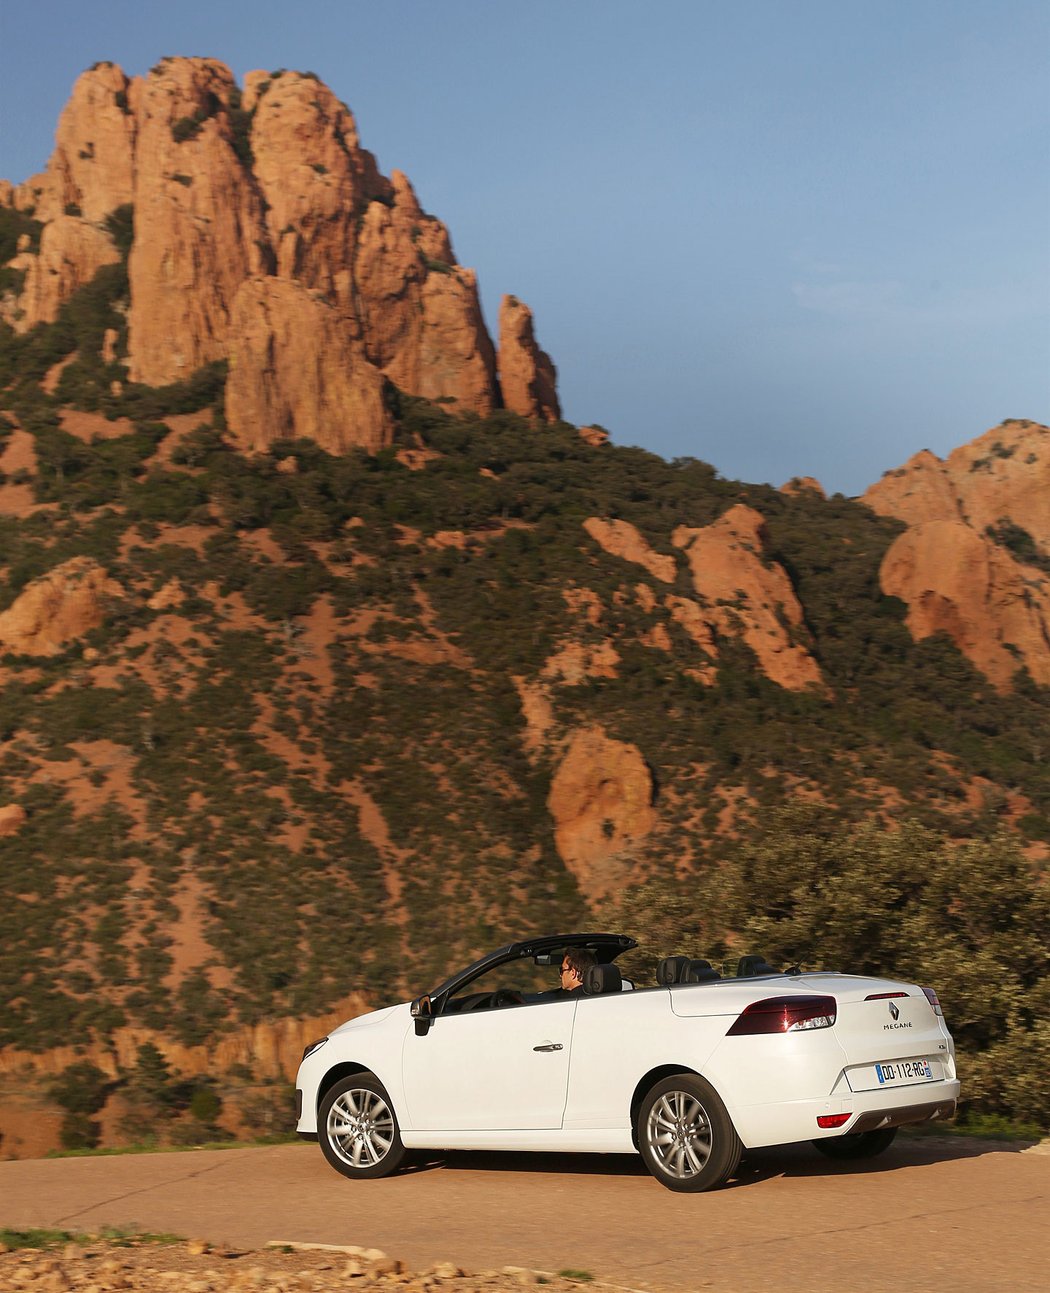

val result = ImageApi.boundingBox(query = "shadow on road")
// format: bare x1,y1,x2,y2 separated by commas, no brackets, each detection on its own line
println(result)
401,1132,1035,1189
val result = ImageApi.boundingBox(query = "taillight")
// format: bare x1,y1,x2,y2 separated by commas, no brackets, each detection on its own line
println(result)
816,1113,851,1129
865,991,907,1000
921,987,943,1016
726,995,837,1035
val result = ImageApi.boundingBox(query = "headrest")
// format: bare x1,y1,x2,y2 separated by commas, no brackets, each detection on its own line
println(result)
656,955,691,986
684,958,721,983
583,962,622,995
736,954,780,978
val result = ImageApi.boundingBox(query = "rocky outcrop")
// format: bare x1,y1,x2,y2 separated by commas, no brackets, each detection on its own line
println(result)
547,726,656,896
36,61,137,224
781,475,825,498
0,557,123,656
672,505,823,691
3,215,120,331
226,277,394,454
498,294,560,420
880,520,1050,690
1,64,134,332
3,57,558,435
865,422,1049,553
865,422,1050,688
583,517,676,583
354,171,499,414
127,58,270,386
0,804,26,836
245,69,385,294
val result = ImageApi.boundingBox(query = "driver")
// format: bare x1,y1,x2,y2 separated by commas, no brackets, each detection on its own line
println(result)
544,948,596,999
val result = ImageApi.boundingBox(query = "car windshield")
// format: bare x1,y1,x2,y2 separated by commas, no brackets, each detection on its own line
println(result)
443,952,575,1014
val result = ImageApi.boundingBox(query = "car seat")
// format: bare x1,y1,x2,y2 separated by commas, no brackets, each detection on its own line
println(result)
583,963,623,995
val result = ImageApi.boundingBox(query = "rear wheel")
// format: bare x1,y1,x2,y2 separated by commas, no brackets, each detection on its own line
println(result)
318,1072,407,1180
636,1074,741,1192
812,1127,898,1160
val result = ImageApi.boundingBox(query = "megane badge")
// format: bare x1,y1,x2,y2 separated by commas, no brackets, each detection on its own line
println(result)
889,1001,900,1021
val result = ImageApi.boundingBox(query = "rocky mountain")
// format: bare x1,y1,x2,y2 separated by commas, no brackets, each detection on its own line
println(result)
1,58,560,443
0,61,1047,1117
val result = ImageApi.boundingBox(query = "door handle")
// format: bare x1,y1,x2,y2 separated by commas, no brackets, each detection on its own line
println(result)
533,1042,563,1052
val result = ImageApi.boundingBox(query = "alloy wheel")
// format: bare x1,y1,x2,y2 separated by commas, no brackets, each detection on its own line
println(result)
645,1088,713,1179
326,1087,395,1169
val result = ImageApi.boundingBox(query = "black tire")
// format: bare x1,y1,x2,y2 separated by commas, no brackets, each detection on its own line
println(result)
318,1072,407,1180
636,1073,742,1193
811,1127,898,1160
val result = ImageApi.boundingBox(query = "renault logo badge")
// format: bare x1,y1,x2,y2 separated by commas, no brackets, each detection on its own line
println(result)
889,1001,900,1021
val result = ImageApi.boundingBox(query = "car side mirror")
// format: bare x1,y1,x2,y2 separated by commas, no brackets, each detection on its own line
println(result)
411,994,433,1036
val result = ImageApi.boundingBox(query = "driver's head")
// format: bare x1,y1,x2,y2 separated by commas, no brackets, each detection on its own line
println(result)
559,948,597,991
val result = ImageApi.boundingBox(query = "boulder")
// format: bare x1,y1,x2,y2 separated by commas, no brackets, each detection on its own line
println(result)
0,557,123,657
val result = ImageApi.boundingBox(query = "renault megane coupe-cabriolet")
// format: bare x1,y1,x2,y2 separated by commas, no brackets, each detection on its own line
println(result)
295,933,959,1192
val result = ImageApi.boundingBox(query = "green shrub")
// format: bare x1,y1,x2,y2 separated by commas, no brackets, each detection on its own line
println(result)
48,1061,109,1115
58,1112,101,1150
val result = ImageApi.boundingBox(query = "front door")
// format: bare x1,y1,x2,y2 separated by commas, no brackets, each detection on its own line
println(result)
401,1000,577,1131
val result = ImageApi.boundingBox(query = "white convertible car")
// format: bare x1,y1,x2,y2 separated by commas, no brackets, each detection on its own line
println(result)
295,933,960,1192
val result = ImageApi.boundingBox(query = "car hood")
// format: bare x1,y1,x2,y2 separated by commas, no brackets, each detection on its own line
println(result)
329,1003,405,1034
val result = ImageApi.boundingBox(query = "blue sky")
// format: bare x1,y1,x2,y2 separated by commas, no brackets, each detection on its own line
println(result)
1,1,1047,495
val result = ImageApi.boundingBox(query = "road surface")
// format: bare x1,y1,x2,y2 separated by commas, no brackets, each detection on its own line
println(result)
1,1136,1047,1291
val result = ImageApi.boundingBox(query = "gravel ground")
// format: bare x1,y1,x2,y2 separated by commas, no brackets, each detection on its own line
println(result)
0,1237,636,1293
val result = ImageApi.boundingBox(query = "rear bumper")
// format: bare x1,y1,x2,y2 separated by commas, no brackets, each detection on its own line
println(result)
849,1096,957,1134
731,1079,961,1149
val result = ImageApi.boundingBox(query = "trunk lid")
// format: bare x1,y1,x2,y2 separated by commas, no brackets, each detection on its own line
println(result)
800,972,952,1092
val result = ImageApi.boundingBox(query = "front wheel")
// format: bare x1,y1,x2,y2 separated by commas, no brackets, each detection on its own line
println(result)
811,1127,898,1160
318,1072,407,1180
636,1074,742,1192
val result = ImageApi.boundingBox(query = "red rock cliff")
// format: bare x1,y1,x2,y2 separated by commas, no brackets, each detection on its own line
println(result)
2,58,559,440
864,421,1050,690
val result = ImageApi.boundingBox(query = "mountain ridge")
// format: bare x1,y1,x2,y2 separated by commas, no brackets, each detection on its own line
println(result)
0,60,1046,1146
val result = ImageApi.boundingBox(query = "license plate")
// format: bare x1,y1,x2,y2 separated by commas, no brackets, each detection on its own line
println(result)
846,1057,941,1092
875,1059,934,1085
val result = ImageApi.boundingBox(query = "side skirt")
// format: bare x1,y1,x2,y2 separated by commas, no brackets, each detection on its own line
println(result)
400,1128,636,1154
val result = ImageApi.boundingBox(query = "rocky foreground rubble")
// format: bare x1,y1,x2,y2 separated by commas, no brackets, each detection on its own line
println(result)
0,1236,631,1293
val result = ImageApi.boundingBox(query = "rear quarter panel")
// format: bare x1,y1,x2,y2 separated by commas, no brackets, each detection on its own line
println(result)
563,989,730,1131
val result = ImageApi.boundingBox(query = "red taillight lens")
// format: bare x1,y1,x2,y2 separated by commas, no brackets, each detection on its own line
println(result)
816,1113,851,1129
921,987,943,1016
864,991,908,1000
726,995,837,1036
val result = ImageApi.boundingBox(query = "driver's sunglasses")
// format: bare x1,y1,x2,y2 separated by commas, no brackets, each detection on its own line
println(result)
560,963,573,974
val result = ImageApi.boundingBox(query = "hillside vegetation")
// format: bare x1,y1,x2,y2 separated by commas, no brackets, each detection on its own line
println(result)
1,242,1047,1131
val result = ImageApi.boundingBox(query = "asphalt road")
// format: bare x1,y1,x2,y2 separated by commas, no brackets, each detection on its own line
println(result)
2,1136,1047,1292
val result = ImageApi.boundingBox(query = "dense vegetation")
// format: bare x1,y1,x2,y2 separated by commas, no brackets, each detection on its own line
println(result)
605,808,1049,1131
0,259,1047,1131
